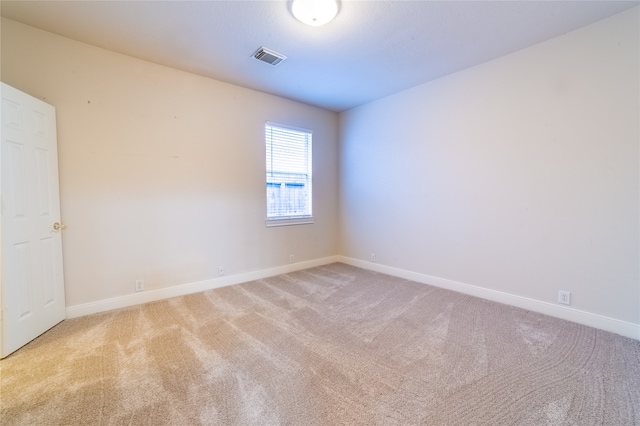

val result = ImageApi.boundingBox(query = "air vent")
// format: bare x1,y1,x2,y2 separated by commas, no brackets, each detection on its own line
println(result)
252,47,287,66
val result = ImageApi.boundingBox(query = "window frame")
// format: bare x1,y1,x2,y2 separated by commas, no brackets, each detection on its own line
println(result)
264,121,314,227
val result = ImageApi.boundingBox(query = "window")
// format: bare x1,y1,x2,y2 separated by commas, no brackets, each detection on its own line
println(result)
265,122,313,226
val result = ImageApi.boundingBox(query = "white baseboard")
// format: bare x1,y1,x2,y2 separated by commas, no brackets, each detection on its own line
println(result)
338,256,640,341
66,256,341,319
67,255,639,341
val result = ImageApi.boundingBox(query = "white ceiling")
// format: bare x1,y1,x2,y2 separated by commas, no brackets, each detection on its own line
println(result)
1,1,638,112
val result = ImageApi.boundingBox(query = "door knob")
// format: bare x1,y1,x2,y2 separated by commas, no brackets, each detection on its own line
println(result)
52,222,66,232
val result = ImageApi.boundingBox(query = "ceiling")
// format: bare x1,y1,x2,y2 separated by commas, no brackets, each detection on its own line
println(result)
1,1,638,112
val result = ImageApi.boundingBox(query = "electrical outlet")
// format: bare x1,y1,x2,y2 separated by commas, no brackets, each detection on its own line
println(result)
558,290,571,305
218,266,224,276
370,253,376,262
135,279,144,292
289,254,295,263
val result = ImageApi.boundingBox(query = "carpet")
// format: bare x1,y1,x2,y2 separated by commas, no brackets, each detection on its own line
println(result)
1,263,639,425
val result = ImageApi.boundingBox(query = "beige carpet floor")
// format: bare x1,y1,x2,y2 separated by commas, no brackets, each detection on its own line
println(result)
1,263,639,425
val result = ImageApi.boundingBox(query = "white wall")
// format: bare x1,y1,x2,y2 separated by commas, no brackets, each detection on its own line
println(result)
1,18,339,307
339,8,639,326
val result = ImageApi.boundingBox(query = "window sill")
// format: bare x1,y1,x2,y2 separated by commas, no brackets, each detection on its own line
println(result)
265,216,314,227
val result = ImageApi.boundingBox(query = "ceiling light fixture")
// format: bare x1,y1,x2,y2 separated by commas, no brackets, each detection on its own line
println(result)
291,0,339,27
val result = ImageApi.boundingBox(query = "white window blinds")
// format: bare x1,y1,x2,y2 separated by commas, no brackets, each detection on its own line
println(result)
265,123,312,224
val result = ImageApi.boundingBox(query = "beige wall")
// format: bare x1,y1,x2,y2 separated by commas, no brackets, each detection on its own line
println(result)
339,8,640,324
1,18,339,307
2,8,639,331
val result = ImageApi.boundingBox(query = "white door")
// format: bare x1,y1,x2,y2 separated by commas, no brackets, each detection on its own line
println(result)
1,83,65,358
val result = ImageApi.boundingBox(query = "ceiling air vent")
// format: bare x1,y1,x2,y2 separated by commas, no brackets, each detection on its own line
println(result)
252,47,287,66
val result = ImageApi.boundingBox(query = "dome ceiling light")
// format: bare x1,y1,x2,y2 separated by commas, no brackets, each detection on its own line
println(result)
291,0,339,27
